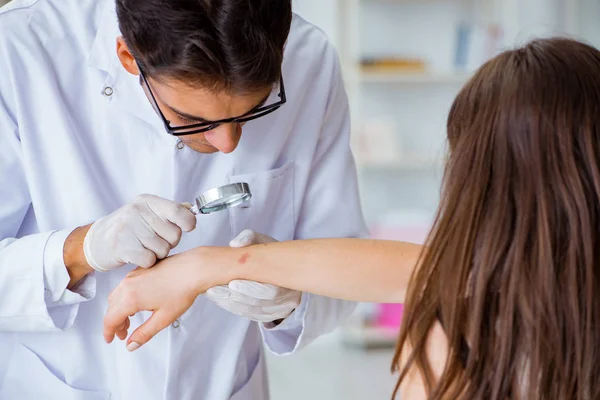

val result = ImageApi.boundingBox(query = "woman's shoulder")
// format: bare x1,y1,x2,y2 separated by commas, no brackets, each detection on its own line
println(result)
397,321,450,399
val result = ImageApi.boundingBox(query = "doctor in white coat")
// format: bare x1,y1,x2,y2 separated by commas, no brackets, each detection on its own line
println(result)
0,0,367,399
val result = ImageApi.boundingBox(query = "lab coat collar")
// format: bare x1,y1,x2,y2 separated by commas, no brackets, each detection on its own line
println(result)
88,1,119,73
87,1,169,136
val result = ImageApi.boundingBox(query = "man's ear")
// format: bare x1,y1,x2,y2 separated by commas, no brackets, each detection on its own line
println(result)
116,36,140,76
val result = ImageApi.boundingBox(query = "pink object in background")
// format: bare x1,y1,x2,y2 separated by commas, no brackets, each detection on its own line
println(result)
368,209,433,330
376,303,404,329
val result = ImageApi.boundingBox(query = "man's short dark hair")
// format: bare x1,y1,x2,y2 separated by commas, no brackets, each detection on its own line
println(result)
116,0,292,93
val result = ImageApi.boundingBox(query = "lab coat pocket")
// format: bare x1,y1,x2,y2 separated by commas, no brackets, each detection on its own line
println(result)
229,162,295,241
230,350,267,400
0,345,110,400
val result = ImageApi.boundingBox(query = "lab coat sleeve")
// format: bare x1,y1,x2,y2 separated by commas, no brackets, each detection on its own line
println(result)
260,43,369,355
0,84,96,333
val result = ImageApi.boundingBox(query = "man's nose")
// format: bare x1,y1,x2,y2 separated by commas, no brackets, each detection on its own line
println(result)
203,123,242,154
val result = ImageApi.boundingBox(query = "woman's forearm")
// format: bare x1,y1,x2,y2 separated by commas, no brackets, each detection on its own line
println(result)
225,239,423,303
103,239,422,350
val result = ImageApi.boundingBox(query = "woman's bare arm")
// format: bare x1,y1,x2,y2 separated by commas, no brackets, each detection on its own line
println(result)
102,238,423,348
221,238,423,303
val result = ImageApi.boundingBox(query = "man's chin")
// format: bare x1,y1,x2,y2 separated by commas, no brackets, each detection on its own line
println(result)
184,142,219,154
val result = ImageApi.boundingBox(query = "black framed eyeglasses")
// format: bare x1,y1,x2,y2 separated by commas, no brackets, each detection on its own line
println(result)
139,67,286,136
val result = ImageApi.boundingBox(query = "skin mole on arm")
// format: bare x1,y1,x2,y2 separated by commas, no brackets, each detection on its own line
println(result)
238,252,250,264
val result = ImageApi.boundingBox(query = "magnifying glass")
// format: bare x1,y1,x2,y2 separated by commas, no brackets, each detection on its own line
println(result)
188,182,252,215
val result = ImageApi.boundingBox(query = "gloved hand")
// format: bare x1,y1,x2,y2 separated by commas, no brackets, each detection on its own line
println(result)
83,194,197,272
205,230,302,323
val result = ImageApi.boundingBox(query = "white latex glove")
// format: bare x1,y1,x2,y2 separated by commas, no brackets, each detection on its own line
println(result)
83,194,197,272
205,230,302,323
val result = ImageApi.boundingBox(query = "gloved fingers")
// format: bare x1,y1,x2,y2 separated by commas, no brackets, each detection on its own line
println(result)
217,302,284,323
83,195,196,273
227,280,282,300
211,290,298,314
210,300,261,318
134,223,172,260
219,300,296,322
206,287,274,307
141,194,197,233
271,293,303,307
142,236,171,261
205,282,302,322
207,282,301,304
229,230,255,248
140,210,184,248
123,247,157,269
205,285,232,300
258,302,298,318
207,289,298,321
229,230,277,247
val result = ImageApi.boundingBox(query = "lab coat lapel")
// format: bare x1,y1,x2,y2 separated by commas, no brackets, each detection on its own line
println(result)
87,0,116,74
108,65,164,130
87,1,163,130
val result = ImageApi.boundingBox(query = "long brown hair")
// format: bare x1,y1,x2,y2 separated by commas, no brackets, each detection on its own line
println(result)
393,38,600,399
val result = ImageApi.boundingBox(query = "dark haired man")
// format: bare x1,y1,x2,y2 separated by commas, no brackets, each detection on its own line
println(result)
0,0,367,398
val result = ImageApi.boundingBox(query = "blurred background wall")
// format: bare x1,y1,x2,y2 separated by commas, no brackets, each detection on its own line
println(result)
2,0,600,398
271,1,600,399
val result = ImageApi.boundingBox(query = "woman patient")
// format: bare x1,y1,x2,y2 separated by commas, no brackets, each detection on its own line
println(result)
103,37,600,399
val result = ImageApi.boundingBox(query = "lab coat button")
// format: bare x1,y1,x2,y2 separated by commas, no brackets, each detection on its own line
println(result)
172,319,181,329
176,141,185,150
103,86,114,97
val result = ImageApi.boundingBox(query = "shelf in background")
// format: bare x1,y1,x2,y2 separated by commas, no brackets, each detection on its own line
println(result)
339,325,400,349
358,69,472,85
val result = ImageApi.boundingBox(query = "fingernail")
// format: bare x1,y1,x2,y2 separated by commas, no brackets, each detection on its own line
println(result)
127,342,140,352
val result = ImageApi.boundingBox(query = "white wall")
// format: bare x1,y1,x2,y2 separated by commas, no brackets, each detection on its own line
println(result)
578,0,600,47
292,0,340,49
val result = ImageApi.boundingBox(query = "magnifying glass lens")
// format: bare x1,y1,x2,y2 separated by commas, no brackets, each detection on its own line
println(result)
190,182,252,215
200,192,251,213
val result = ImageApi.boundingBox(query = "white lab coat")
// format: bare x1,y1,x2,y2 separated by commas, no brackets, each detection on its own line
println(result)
0,0,368,399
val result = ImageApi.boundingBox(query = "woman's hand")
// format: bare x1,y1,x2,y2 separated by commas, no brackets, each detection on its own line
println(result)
103,247,234,351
